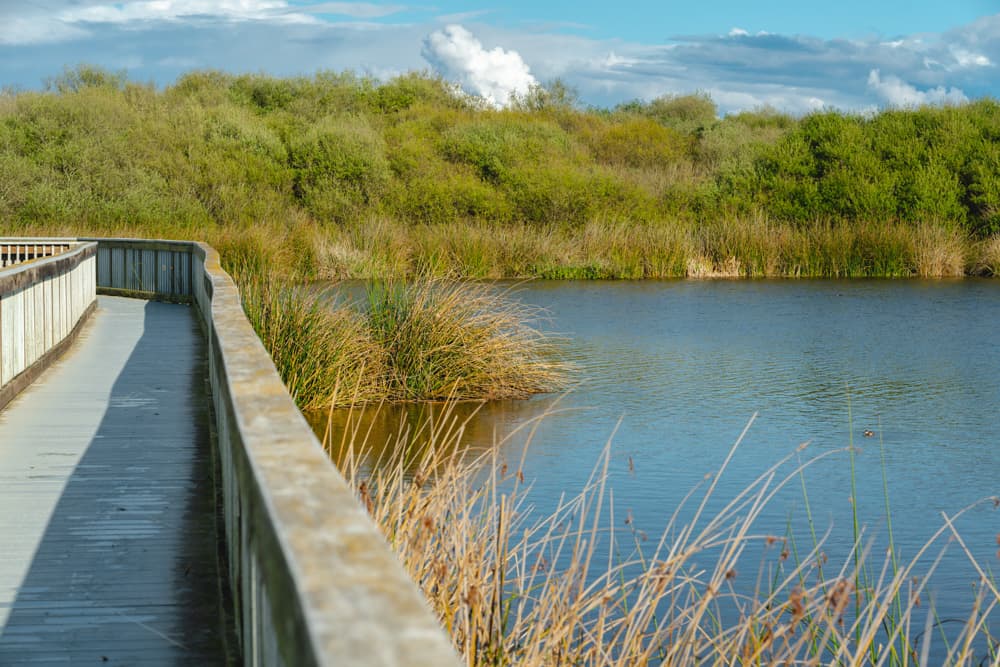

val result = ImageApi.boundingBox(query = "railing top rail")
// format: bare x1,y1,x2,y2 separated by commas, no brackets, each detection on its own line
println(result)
0,242,97,294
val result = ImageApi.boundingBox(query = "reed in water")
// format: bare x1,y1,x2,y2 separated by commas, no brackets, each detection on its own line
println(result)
325,403,999,666
231,264,568,409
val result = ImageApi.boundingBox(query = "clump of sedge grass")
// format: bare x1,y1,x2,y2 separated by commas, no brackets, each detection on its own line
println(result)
365,279,566,401
329,405,1000,666
232,264,568,409
232,264,384,410
972,234,1000,276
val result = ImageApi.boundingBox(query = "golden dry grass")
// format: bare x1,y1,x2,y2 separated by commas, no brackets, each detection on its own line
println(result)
972,234,1000,276
232,266,569,409
326,405,1000,666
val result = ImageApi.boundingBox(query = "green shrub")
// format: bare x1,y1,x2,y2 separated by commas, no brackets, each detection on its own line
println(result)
619,92,717,133
1,68,997,278
45,65,127,94
960,138,1000,235
582,115,687,168
289,114,391,220
441,117,572,183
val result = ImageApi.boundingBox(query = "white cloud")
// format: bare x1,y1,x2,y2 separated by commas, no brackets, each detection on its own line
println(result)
602,51,639,68
61,0,314,25
867,69,967,106
0,15,88,45
951,47,992,68
299,3,408,19
706,88,826,115
728,28,749,37
422,25,537,108
0,0,327,45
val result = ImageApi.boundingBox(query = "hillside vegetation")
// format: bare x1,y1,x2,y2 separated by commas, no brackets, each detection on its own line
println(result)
2,66,999,278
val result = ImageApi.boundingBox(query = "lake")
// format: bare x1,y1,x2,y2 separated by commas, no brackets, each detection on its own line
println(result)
310,279,1000,649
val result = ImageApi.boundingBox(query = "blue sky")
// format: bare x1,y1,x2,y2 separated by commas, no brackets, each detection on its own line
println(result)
367,0,994,41
0,1,997,113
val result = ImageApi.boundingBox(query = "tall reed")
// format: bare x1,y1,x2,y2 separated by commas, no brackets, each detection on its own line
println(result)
231,264,383,410
328,405,1000,666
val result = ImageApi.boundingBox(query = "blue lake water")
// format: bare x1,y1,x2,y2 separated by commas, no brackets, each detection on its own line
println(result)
313,279,1000,652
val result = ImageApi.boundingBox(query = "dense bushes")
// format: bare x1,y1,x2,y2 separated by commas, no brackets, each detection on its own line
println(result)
732,104,1000,232
1,66,998,277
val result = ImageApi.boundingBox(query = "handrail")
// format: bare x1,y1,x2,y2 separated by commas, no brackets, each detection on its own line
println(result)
0,242,73,268
0,242,97,411
0,237,459,666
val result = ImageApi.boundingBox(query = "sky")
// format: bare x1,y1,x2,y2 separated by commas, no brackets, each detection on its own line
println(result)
0,1,997,113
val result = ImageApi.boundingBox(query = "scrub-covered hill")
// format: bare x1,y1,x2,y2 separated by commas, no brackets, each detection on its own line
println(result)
2,66,998,278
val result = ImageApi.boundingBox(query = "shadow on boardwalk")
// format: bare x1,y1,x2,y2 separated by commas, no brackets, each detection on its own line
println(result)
0,299,236,666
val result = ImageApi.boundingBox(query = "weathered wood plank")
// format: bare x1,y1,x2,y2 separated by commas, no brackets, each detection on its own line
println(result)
0,296,235,665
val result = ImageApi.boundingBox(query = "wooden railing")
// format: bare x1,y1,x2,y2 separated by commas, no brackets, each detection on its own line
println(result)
0,242,97,411
0,242,73,268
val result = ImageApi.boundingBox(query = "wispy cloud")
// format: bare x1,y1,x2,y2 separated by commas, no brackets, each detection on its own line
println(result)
0,0,339,46
434,10,494,24
298,3,409,19
949,47,992,68
867,69,967,106
491,16,1000,112
0,15,89,46
61,0,317,26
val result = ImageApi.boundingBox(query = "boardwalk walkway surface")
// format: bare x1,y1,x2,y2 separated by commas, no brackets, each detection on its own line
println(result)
0,296,234,665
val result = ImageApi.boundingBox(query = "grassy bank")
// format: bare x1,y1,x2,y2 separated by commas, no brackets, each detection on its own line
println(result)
1,66,998,279
326,405,999,666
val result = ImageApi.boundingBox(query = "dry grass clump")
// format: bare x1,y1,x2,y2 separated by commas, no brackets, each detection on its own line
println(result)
365,279,566,401
232,265,382,410
233,265,568,409
328,407,1000,666
908,223,968,277
307,216,993,281
972,234,1000,276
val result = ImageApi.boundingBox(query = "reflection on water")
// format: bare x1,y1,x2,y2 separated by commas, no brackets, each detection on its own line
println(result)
305,398,552,472
310,278,1000,637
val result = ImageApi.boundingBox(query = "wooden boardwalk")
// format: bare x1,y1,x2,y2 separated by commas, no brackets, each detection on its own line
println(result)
0,296,235,665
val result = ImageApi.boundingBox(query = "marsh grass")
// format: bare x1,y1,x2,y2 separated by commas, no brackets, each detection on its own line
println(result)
328,405,1000,666
232,264,381,410
314,217,983,281
232,265,568,409
365,279,567,401
972,234,1000,276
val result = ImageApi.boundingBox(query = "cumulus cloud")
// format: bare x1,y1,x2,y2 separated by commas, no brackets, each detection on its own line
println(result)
867,69,968,106
422,25,537,108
